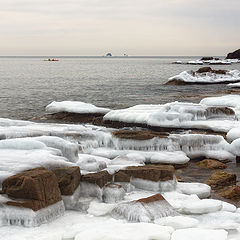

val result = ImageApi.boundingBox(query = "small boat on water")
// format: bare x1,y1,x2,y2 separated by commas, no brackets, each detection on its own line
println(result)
44,58,59,61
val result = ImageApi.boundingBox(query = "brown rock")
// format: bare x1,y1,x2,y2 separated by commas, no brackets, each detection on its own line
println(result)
196,67,212,73
112,129,168,140
2,167,62,211
197,159,227,170
52,166,81,195
31,112,105,124
81,171,112,188
226,49,240,59
207,171,237,190
114,171,131,182
219,185,240,201
116,165,174,182
137,194,165,203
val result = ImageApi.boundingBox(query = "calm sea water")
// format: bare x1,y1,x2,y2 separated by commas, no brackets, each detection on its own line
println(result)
0,56,239,119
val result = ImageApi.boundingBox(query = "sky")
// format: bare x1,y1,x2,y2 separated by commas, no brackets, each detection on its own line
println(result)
0,0,239,56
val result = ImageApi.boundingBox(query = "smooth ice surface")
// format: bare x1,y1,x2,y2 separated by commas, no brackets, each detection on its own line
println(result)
154,216,199,229
180,199,222,214
46,101,111,114
73,222,174,240
177,182,211,198
168,70,240,84
102,185,126,203
171,228,228,240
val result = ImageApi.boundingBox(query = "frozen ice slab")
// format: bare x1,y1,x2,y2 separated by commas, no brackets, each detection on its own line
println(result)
72,222,174,240
46,101,111,114
87,201,116,216
177,182,211,198
162,192,200,210
180,199,222,214
0,201,65,227
171,228,228,240
227,128,240,142
222,202,237,213
193,211,240,230
130,177,177,192
228,82,240,88
154,216,199,229
168,70,240,84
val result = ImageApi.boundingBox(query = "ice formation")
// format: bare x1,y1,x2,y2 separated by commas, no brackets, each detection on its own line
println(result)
0,201,65,227
103,101,239,133
112,198,178,222
102,184,126,203
168,70,240,84
46,101,111,114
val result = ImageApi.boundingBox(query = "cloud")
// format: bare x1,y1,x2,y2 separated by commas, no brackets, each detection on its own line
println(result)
0,0,239,55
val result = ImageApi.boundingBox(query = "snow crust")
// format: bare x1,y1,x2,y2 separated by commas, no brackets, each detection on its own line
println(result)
46,101,111,114
171,228,228,240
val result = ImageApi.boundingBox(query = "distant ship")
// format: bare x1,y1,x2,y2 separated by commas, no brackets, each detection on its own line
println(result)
44,59,59,61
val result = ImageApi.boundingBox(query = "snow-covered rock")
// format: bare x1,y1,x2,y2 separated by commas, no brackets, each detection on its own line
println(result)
46,101,110,114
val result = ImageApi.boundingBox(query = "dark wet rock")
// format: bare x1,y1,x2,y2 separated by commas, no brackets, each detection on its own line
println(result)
52,166,81,195
201,57,214,61
226,49,240,59
137,193,165,203
206,106,235,118
207,171,237,190
197,159,227,170
112,129,168,140
2,167,62,211
81,171,112,188
30,112,105,124
116,165,174,182
219,185,240,201
196,67,227,75
164,79,187,85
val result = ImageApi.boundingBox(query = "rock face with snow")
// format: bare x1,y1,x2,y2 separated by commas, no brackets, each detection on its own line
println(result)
166,68,240,85
112,194,178,222
52,166,81,195
2,167,62,211
226,49,240,59
207,171,237,190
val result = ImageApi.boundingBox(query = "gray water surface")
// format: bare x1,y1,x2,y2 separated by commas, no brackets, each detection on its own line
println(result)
0,56,239,119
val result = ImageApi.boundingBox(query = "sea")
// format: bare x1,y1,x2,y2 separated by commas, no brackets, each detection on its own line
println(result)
1,56,240,120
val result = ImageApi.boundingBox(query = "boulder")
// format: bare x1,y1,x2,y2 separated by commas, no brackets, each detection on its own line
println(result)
207,171,237,190
81,170,112,188
226,49,240,59
52,166,81,195
196,67,212,73
112,129,168,140
219,185,240,201
197,159,227,170
114,171,131,182
2,167,62,211
116,165,174,182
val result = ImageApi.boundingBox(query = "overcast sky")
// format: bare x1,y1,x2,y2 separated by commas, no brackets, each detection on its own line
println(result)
0,0,239,56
